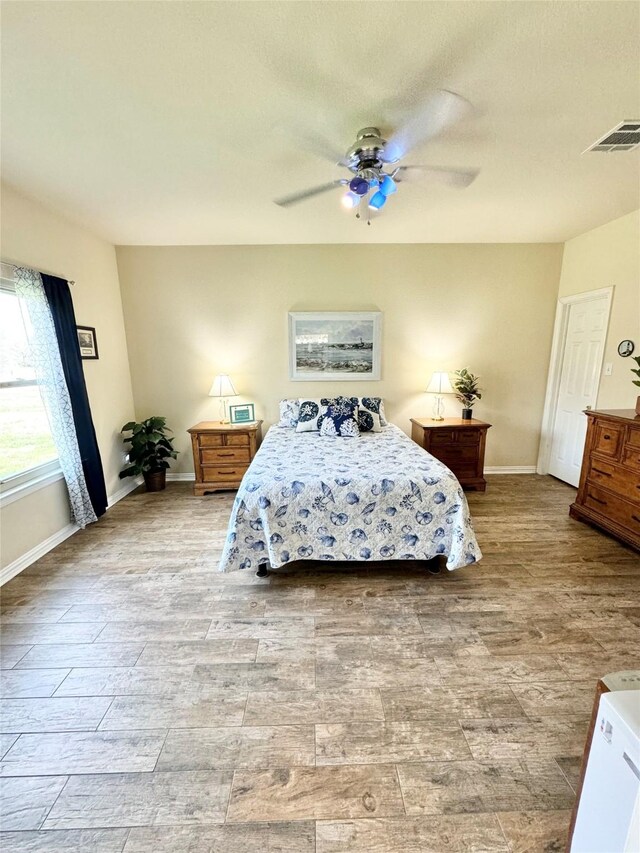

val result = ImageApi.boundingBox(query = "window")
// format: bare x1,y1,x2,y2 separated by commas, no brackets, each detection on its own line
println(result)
0,278,58,484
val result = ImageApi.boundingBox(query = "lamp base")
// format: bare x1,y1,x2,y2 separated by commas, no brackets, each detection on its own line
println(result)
431,395,445,421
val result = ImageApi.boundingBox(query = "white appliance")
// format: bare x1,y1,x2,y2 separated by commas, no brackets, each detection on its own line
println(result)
572,690,640,852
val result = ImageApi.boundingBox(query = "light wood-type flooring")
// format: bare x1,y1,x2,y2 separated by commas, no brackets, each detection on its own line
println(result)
1,476,639,852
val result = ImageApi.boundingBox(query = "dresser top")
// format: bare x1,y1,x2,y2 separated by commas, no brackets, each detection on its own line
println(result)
586,409,640,424
188,420,262,433
411,417,492,429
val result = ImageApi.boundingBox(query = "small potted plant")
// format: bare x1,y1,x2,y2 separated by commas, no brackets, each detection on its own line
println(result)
119,416,178,492
631,356,640,416
452,368,482,420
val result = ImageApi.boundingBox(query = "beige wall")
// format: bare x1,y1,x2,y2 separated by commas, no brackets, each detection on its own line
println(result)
116,243,564,471
1,182,135,569
557,209,640,409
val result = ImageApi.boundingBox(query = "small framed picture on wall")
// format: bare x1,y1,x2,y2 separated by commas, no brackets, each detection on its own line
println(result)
229,403,255,424
77,326,99,359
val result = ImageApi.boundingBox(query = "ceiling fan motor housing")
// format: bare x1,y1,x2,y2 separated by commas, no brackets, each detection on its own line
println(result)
345,127,391,172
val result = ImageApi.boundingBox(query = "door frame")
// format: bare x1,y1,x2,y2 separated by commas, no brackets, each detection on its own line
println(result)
537,286,614,475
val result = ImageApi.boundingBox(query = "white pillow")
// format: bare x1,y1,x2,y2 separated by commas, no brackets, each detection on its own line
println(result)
277,399,299,428
295,398,327,432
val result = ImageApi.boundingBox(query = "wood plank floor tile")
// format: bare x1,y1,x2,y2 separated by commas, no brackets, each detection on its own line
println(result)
124,822,315,852
510,680,595,717
434,654,566,686
0,668,70,699
157,725,315,770
315,614,423,636
255,638,318,662
316,658,441,690
192,661,315,691
44,770,233,829
0,730,166,776
397,758,574,814
227,765,404,822
96,620,212,642
555,651,640,681
0,606,71,624
315,814,509,852
0,775,67,830
135,639,258,667
495,809,571,853
205,616,315,639
53,665,197,697
0,697,112,733
0,622,106,645
316,720,471,765
461,716,589,762
0,734,18,759
244,689,385,725
15,643,145,670
98,691,247,730
1,645,32,669
0,828,129,852
381,684,525,721
370,633,490,658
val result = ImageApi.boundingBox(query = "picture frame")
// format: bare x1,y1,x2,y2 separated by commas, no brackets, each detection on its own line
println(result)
288,311,382,381
76,325,99,360
229,403,255,424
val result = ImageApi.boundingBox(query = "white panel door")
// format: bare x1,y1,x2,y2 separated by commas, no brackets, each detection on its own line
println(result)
548,294,609,486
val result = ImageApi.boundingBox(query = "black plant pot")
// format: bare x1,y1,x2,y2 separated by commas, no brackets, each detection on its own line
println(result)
144,470,166,492
461,408,473,420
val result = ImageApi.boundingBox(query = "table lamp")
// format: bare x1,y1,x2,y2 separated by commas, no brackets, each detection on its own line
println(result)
426,371,453,421
209,374,238,423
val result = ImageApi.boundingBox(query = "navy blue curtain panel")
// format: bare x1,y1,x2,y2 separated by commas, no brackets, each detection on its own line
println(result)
41,274,108,518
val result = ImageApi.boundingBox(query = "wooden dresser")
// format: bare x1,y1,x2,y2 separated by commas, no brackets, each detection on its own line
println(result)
188,421,262,496
570,409,640,550
410,417,491,491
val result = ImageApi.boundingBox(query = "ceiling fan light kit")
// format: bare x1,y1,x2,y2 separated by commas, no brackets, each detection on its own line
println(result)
273,89,479,222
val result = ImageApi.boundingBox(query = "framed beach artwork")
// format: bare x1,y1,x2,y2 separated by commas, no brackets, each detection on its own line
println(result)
288,311,382,381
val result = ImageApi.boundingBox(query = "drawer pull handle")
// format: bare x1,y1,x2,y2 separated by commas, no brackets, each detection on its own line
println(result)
588,494,607,505
592,468,611,477
603,434,611,440
633,515,640,524
218,452,234,457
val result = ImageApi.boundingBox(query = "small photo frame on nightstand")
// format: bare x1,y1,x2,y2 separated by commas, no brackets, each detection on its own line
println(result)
229,403,255,424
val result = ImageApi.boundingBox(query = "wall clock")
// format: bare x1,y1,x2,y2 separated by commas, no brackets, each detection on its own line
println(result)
617,340,635,357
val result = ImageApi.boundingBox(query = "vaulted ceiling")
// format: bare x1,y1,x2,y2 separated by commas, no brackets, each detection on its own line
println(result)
2,1,639,244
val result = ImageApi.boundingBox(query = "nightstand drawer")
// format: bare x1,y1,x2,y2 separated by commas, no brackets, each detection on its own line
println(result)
587,458,640,504
627,426,640,449
200,448,250,464
199,434,225,448
622,446,640,472
430,431,456,446
435,445,479,464
592,422,623,458
226,434,250,447
456,429,481,445
202,465,248,483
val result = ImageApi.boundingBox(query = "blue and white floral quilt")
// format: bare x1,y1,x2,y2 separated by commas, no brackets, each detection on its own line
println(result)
218,425,481,572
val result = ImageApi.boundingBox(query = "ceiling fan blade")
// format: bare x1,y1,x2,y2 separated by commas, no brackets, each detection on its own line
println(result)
274,180,348,208
394,165,480,188
383,90,475,162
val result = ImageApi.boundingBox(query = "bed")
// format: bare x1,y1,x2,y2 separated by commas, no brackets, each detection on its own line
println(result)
218,423,482,574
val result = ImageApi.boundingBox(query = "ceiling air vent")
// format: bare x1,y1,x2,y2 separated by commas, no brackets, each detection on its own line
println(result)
584,121,640,153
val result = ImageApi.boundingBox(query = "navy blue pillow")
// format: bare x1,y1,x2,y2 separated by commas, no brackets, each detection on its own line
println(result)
319,399,360,438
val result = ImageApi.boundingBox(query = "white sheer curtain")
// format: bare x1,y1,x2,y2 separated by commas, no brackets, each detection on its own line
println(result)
14,267,97,528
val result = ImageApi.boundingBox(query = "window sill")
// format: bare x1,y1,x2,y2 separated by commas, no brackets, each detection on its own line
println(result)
0,461,64,507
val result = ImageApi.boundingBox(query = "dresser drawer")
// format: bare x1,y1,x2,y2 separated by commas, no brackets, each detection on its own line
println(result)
199,434,225,448
200,447,250,465
627,426,640,449
587,458,640,504
434,444,479,464
430,431,456,446
583,485,640,533
622,446,640,472
592,422,624,458
201,465,248,483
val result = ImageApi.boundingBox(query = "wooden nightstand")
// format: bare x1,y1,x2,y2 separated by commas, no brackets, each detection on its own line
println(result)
410,417,492,491
187,421,262,496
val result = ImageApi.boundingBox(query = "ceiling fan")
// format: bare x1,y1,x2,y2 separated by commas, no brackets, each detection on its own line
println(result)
274,89,479,222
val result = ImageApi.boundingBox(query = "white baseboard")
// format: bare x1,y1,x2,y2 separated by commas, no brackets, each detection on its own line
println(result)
0,522,78,587
1,476,143,587
107,476,143,507
484,466,538,474
167,473,195,482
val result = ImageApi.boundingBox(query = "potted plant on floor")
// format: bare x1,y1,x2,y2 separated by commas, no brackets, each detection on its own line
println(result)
631,356,640,416
452,368,482,420
119,416,178,491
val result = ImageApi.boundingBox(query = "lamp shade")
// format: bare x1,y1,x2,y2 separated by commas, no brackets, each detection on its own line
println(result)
426,372,454,394
208,374,238,398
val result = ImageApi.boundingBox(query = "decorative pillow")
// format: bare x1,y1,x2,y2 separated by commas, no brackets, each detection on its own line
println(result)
278,399,299,428
295,398,327,432
348,397,382,432
319,399,360,438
